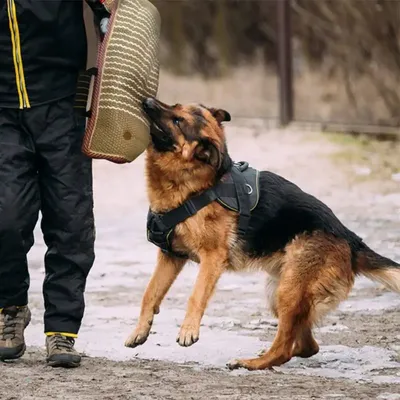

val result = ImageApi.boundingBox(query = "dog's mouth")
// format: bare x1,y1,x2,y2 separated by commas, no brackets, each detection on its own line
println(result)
143,98,168,137
149,120,165,136
146,117,175,151
149,122,175,152
142,97,177,151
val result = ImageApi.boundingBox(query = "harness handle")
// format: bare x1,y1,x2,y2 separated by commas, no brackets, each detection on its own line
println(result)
231,166,251,236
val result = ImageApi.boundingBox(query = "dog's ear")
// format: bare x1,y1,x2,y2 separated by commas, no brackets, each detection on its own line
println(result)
209,108,231,124
195,139,221,169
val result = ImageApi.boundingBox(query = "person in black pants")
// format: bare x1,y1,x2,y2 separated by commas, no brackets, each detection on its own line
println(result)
0,0,110,368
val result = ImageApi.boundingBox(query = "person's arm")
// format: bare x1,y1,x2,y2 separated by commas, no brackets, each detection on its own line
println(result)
85,0,111,39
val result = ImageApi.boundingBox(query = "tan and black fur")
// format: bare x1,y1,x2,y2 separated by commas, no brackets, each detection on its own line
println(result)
124,97,400,371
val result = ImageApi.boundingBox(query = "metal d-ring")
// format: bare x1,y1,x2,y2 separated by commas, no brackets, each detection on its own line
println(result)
245,184,253,195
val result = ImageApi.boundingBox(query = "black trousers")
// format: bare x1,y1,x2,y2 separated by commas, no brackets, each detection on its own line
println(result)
0,96,95,334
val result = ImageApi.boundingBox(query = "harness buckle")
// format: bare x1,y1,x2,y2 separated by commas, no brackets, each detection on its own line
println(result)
148,212,167,233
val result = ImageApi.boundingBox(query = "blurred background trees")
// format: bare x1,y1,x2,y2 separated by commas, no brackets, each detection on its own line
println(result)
151,0,278,77
150,0,400,124
292,0,400,124
152,1,399,78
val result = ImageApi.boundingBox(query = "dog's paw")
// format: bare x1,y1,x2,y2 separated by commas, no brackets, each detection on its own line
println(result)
226,359,245,370
124,327,150,348
176,325,199,347
226,358,280,372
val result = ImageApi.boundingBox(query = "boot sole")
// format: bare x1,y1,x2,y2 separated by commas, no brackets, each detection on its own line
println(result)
47,355,81,368
0,344,26,361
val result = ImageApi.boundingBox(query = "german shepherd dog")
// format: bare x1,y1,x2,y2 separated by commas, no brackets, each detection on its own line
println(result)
124,97,400,371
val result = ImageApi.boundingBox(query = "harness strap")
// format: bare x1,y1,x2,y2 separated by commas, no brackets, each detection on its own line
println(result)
156,188,219,230
147,164,254,258
231,166,251,236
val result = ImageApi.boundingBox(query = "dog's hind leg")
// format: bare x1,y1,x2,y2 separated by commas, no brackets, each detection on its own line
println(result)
125,251,186,348
258,326,319,359
259,276,318,359
228,233,354,371
292,326,319,358
265,275,279,318
228,272,312,370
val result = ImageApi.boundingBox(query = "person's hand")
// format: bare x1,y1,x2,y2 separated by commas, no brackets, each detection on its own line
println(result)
85,0,111,40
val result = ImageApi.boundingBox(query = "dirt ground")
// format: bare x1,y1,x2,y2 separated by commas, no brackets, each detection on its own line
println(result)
2,124,400,400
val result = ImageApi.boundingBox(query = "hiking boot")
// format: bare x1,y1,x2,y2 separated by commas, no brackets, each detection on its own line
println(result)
0,306,31,360
46,334,81,368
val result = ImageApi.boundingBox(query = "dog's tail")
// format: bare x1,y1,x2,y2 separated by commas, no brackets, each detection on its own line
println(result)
356,246,400,292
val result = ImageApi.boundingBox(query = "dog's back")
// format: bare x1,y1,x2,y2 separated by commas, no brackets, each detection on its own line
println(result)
242,170,365,259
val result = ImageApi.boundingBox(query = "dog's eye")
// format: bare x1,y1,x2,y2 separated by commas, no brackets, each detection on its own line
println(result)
172,117,182,126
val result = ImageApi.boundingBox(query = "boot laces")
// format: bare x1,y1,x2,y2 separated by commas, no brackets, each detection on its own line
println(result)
1,306,21,341
52,335,75,352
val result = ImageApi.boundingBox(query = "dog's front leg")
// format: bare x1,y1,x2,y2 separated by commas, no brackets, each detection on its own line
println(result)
125,251,186,348
177,250,227,347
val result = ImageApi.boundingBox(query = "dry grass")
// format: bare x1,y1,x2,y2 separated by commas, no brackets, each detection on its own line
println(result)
325,132,400,188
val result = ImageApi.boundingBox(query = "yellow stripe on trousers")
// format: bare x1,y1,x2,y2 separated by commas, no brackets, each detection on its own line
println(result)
7,0,30,108
6,0,23,108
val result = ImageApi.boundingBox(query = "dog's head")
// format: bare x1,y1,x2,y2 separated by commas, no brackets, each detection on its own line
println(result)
143,97,232,177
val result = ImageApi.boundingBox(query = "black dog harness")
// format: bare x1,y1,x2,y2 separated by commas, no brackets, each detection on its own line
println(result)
147,161,260,258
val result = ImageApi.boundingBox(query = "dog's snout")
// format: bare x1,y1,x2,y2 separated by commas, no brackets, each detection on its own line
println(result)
143,97,157,110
